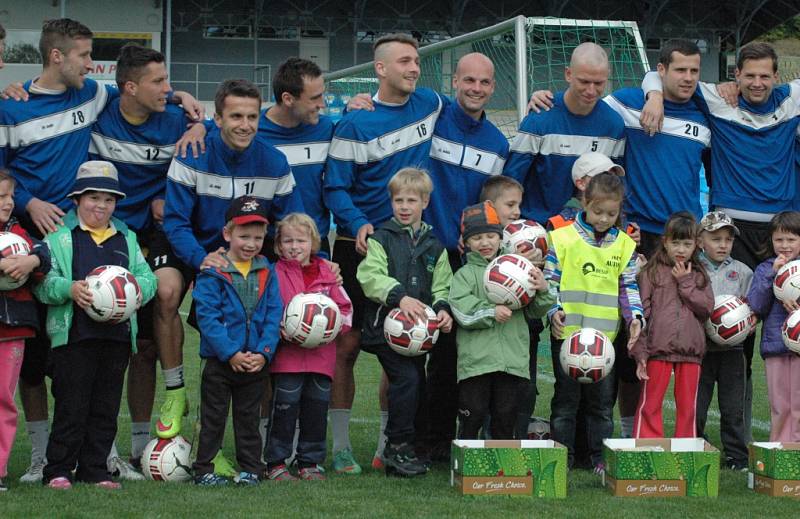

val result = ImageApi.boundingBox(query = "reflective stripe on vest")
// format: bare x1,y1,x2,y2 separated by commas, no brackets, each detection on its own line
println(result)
550,224,636,341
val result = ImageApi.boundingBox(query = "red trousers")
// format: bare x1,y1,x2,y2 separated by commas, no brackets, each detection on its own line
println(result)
634,359,701,438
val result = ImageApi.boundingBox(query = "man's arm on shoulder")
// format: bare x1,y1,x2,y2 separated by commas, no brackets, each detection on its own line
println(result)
163,156,206,270
503,114,541,184
324,119,369,237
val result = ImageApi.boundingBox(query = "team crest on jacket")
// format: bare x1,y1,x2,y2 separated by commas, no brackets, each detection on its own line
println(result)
726,271,739,281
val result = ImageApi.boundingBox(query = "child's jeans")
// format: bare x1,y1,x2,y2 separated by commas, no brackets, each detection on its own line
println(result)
266,372,331,467
634,359,701,439
0,339,24,477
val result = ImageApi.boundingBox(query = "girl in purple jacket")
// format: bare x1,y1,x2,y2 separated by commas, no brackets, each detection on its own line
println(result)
747,211,800,442
265,214,353,481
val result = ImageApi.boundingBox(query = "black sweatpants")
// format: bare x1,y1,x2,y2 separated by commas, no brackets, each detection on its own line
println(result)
458,371,527,440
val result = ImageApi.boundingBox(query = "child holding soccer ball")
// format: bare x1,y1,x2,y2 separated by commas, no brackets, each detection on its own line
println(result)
35,161,156,489
0,170,50,492
449,201,551,440
544,173,643,472
630,211,714,439
265,213,352,481
746,211,800,442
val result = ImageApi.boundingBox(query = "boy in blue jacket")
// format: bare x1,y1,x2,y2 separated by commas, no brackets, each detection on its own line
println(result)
192,196,283,486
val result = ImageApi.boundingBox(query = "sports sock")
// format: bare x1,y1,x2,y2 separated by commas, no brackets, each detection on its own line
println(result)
130,422,151,460
375,411,389,457
620,416,634,438
329,408,352,454
25,420,48,464
163,365,184,390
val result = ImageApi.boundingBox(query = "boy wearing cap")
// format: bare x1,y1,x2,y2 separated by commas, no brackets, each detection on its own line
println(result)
449,201,551,440
34,160,157,489
192,196,283,486
695,210,753,470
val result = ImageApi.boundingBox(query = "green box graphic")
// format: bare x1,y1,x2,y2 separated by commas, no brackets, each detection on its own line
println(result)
451,440,568,498
750,442,800,480
603,439,720,497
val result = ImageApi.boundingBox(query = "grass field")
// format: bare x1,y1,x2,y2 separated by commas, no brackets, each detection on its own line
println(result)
2,308,798,518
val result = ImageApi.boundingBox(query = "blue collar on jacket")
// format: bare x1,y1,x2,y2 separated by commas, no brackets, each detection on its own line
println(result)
450,99,486,131
209,128,255,166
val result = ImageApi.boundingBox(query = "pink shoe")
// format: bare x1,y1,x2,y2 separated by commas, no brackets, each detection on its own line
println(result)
95,480,122,489
371,455,384,470
47,477,72,490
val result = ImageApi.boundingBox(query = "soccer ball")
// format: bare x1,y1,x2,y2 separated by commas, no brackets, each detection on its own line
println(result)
84,265,142,324
527,417,551,440
773,259,800,304
483,254,537,310
781,309,800,354
559,328,615,384
0,232,31,290
383,306,439,357
503,219,548,256
282,292,343,348
141,436,193,482
704,295,756,347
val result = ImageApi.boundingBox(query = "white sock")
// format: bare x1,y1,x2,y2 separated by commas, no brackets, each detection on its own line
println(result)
375,411,389,457
329,409,352,454
25,420,48,464
259,417,269,452
131,422,151,460
162,365,184,389
620,416,634,438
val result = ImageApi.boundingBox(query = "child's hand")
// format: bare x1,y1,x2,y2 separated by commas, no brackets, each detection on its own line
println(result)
636,359,649,380
519,247,544,267
0,255,40,279
245,352,266,373
782,299,800,314
627,222,641,246
457,236,465,255
70,280,93,308
628,319,642,350
774,253,790,272
528,265,547,292
399,296,429,324
494,305,512,323
671,261,692,279
436,310,453,333
228,351,249,373
550,310,566,339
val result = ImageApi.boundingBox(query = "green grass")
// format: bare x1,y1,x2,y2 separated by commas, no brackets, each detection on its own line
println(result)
2,314,798,518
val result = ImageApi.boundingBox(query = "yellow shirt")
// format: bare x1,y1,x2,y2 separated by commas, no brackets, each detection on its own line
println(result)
78,218,117,245
232,259,252,278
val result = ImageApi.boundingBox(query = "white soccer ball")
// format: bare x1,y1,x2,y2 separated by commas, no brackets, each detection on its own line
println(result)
282,292,343,348
84,265,142,324
781,309,800,354
383,306,439,357
141,436,193,482
502,219,548,256
559,328,616,384
704,295,756,347
773,259,800,304
0,231,31,290
483,254,537,310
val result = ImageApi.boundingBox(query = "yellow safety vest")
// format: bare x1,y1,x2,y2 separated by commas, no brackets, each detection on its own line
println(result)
550,224,636,341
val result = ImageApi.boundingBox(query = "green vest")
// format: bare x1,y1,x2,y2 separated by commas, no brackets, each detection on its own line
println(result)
550,224,636,341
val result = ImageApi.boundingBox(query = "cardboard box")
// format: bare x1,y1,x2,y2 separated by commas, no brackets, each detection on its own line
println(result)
749,442,800,499
450,439,567,497
603,438,720,497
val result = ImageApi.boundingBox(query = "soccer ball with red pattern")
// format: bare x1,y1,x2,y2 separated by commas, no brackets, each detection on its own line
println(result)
383,306,439,357
781,309,800,354
0,231,31,290
282,292,343,348
559,328,615,384
503,219,548,256
773,259,800,304
141,436,193,482
84,265,142,323
483,254,537,310
704,294,756,347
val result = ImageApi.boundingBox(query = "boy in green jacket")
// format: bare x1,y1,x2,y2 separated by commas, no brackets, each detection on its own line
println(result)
449,201,552,439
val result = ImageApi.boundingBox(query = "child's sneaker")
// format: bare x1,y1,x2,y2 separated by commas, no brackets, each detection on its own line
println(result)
298,465,326,481
383,442,427,477
371,454,384,470
234,472,260,486
194,473,229,486
593,463,606,476
265,464,298,481
94,480,122,490
0,478,7,491
19,459,45,483
47,477,72,490
332,448,362,475
107,456,145,481
211,451,237,478
155,387,188,439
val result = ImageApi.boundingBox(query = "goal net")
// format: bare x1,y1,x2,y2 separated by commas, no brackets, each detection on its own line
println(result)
323,16,649,140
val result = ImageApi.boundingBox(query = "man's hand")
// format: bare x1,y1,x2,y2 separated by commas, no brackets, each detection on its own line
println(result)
228,351,249,373
636,359,650,381
527,90,554,113
175,123,207,159
495,305,512,323
200,247,228,270
399,296,429,323
436,310,453,334
323,259,343,285
171,90,205,122
640,91,664,136
70,280,94,309
716,81,740,107
26,198,65,235
150,199,165,225
0,255,40,279
347,93,375,112
628,319,642,350
355,223,374,256
550,310,566,339
1,82,28,101
528,265,547,292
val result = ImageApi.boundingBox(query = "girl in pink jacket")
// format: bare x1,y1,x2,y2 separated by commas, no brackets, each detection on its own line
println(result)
266,214,352,481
